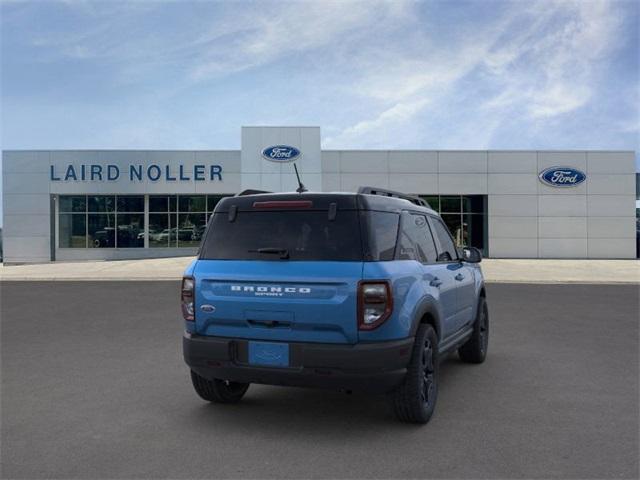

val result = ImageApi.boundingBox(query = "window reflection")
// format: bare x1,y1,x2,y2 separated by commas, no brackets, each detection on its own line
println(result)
59,214,86,247
59,194,233,250
178,213,206,247
419,195,487,255
88,214,115,248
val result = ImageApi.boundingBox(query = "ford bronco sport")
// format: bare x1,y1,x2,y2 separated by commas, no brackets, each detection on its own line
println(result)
182,187,488,423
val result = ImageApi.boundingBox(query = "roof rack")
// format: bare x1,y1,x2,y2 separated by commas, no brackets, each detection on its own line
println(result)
357,186,430,208
236,189,272,196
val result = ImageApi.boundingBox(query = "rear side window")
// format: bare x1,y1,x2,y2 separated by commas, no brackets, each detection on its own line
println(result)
362,211,399,261
397,213,438,263
430,217,458,262
200,211,362,261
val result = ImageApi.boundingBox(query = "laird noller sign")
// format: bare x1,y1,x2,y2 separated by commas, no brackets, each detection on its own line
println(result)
50,163,224,182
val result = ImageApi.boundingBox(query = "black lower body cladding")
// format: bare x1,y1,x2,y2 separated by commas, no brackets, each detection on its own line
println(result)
183,333,414,393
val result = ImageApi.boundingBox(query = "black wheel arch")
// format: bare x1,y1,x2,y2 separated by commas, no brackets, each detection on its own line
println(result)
409,301,442,341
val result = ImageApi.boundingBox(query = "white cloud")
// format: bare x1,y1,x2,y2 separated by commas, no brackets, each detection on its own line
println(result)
326,0,629,147
190,1,409,80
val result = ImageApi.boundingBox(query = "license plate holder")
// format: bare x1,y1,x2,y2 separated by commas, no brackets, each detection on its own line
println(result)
248,341,290,367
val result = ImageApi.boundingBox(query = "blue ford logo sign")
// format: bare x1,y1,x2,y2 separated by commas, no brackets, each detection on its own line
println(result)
538,166,586,187
261,145,301,163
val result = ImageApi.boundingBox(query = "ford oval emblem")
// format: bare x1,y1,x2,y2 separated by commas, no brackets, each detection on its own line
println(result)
538,166,586,188
261,145,301,163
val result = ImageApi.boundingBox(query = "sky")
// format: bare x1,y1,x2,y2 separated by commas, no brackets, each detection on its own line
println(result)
1,0,639,223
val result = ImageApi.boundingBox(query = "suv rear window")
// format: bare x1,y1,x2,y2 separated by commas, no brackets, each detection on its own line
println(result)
200,211,363,261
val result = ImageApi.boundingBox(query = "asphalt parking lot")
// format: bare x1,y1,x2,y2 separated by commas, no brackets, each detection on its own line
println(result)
1,282,638,479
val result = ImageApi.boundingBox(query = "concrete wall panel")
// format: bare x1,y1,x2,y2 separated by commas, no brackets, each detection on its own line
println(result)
389,174,438,194
438,152,487,173
538,151,587,171
489,238,538,258
322,173,341,191
340,173,390,192
587,217,636,238
3,194,51,215
3,236,50,263
587,238,636,258
3,172,50,195
538,195,587,217
3,151,50,173
488,174,538,194
587,174,635,195
340,151,388,173
587,152,635,174
538,217,588,238
321,152,340,173
438,174,487,194
388,151,438,173
587,195,636,217
489,195,538,217
3,214,51,237
489,217,538,238
488,151,537,173
538,238,588,258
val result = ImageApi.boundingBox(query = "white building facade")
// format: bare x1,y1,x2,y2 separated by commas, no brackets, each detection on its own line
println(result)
2,126,637,263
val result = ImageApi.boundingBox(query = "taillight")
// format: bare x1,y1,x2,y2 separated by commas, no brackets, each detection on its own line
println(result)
181,276,195,321
358,281,393,330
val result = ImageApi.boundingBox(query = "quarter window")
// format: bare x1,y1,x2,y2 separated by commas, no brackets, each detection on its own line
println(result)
430,217,458,262
363,211,399,261
397,213,438,263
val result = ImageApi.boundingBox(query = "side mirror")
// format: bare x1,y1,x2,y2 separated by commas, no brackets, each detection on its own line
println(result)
462,246,482,263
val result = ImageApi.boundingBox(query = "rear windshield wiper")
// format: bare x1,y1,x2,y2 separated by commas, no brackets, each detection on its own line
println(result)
248,247,290,259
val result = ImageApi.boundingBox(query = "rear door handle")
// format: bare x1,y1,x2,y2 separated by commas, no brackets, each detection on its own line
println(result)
429,277,443,287
455,273,465,281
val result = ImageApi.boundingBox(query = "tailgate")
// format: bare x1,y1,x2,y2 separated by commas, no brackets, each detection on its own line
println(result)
194,260,363,344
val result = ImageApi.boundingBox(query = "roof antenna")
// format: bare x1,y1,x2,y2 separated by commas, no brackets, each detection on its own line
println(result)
293,163,307,193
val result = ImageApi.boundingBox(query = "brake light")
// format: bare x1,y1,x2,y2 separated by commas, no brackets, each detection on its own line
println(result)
253,200,313,209
181,277,195,321
358,281,393,330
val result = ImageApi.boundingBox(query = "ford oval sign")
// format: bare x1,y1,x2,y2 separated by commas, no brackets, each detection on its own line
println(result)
261,145,301,163
538,166,586,188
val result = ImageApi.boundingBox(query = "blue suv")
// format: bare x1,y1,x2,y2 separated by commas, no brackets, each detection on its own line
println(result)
182,187,488,423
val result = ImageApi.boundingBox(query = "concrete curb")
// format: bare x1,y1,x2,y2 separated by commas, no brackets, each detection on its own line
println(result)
1,258,638,284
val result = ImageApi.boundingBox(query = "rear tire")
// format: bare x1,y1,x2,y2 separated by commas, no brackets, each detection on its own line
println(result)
458,296,489,364
190,370,249,404
389,324,438,424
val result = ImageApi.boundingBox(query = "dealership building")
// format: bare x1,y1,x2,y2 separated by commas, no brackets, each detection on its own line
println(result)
1,126,637,263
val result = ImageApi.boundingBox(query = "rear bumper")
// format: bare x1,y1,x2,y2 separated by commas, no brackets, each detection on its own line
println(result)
183,333,414,393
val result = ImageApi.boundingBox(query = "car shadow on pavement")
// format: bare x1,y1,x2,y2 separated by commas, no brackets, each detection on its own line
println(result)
179,354,471,435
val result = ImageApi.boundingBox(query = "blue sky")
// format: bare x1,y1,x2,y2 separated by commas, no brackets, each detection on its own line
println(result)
1,0,639,223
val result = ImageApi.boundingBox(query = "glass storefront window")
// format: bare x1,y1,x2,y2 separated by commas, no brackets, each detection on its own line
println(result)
59,196,86,213
440,196,461,213
88,196,115,212
88,213,115,248
421,196,439,211
116,213,144,248
179,195,206,213
149,195,168,212
149,213,171,248
59,194,233,250
463,213,485,252
419,195,487,255
59,214,86,247
117,195,144,212
462,195,486,213
207,195,231,213
177,213,206,247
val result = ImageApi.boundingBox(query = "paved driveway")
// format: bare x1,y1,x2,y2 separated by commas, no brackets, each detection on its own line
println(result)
1,282,638,479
